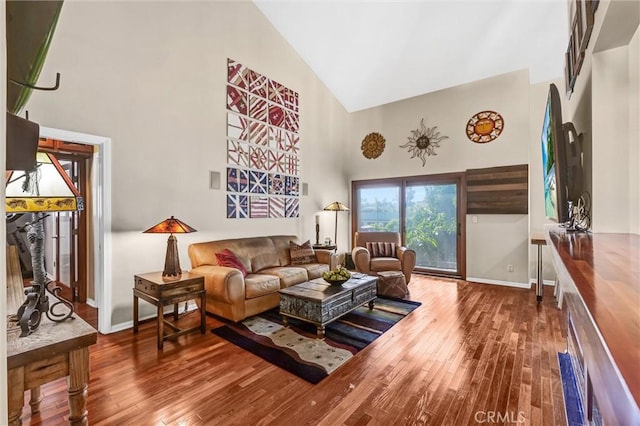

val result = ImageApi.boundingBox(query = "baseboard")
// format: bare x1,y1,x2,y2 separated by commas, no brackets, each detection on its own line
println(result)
529,278,556,286
110,301,199,333
466,277,531,289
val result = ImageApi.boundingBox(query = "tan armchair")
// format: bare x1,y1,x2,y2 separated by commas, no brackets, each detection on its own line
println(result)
352,232,416,284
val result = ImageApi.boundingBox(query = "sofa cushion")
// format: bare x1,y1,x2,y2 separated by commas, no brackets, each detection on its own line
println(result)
215,249,248,277
289,240,316,265
366,241,396,258
296,263,330,280
244,274,281,299
370,257,402,271
259,266,308,288
251,252,280,272
270,235,300,267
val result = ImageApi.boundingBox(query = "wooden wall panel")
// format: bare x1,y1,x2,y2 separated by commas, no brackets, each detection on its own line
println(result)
465,164,528,214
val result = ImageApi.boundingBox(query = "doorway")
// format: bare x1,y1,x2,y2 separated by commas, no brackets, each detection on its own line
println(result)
39,150,91,304
39,127,112,334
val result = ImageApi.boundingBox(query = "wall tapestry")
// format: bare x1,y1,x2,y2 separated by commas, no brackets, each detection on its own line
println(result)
399,118,448,167
465,111,504,144
361,132,385,159
226,59,300,218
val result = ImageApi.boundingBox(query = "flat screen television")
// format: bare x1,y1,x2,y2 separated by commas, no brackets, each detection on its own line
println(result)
541,83,587,229
541,83,568,222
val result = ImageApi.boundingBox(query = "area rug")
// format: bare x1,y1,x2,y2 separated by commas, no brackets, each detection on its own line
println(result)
557,352,585,425
212,297,421,383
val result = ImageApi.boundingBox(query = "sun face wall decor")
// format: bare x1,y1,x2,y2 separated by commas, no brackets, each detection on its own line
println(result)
399,118,448,166
466,111,504,143
226,58,300,219
361,132,385,159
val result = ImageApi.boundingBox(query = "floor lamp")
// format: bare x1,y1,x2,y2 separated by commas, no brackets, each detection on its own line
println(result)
323,201,349,249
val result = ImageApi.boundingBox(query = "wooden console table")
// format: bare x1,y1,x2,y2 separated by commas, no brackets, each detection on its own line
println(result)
546,227,640,425
7,301,97,425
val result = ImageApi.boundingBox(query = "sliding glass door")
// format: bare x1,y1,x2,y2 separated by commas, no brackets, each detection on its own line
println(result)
352,173,465,278
404,180,458,273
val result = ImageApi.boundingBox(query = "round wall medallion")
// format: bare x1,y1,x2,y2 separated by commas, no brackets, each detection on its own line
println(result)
361,132,386,159
466,111,504,143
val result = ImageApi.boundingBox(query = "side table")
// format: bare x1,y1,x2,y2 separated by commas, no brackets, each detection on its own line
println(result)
133,271,206,350
7,296,97,426
313,243,337,251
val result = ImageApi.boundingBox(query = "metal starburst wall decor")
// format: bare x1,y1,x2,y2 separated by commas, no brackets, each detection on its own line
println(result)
399,118,449,166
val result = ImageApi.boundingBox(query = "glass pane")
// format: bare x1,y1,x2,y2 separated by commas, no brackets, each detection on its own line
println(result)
357,186,400,232
405,183,457,271
59,211,72,286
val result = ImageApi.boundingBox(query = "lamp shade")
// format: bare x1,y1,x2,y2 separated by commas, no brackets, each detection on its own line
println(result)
144,216,196,277
143,216,197,234
5,152,84,213
323,201,349,212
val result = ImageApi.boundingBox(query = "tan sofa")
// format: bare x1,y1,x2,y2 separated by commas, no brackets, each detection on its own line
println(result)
188,235,333,322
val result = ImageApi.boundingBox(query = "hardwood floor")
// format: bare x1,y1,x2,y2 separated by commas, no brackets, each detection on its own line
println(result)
18,275,567,426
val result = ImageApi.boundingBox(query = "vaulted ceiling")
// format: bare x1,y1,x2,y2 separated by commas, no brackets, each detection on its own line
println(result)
255,1,569,112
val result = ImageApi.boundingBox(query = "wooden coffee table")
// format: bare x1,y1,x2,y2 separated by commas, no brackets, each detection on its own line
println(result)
279,274,377,339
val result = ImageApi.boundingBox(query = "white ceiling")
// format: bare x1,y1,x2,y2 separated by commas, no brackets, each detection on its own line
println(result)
254,0,569,112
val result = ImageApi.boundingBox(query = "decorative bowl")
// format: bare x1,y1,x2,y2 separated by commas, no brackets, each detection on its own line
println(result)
323,277,349,286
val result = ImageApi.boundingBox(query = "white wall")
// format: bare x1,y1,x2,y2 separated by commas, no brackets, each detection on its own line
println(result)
348,70,532,285
26,1,350,328
592,46,631,231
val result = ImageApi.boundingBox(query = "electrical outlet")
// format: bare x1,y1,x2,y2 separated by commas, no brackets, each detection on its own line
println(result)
507,264,514,272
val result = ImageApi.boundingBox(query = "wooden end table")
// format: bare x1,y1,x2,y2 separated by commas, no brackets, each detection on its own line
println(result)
133,271,206,350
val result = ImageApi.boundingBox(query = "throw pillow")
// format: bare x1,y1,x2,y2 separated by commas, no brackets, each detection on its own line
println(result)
366,241,396,258
289,240,317,265
215,249,248,277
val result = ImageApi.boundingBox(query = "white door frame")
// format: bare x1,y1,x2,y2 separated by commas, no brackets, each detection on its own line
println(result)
40,126,112,333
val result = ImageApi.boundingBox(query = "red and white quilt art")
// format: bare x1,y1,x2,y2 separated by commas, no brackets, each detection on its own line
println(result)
226,59,300,219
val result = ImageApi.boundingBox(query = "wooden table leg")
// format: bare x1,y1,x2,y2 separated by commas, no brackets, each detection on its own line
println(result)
133,293,139,333
67,347,90,426
157,303,164,350
536,244,544,303
8,367,25,426
200,292,206,334
173,303,179,321
368,300,375,310
29,386,43,414
317,325,325,339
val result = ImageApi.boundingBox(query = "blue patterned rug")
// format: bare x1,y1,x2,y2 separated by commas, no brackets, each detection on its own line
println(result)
212,297,421,383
